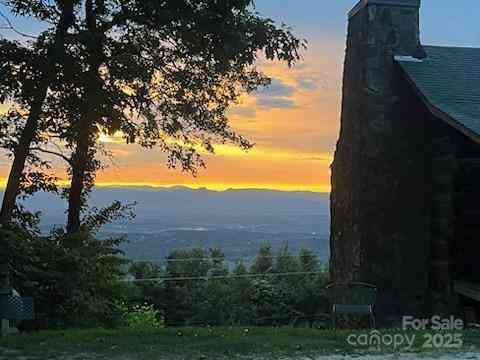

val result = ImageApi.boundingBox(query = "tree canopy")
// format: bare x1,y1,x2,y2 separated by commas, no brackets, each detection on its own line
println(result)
0,0,305,233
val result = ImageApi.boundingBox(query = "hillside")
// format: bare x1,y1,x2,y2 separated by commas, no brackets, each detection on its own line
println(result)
3,187,331,262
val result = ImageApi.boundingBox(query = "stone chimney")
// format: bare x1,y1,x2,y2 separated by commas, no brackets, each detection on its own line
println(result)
331,0,427,323
346,0,421,100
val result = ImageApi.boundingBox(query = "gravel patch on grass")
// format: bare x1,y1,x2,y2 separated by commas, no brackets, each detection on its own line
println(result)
306,353,480,360
1,352,480,360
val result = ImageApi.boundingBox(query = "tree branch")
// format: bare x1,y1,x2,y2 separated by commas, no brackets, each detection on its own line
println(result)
85,0,96,31
0,10,38,39
30,147,73,165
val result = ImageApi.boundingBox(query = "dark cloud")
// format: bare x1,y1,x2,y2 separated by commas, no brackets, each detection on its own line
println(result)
255,78,296,110
257,98,296,109
256,78,296,98
229,106,257,118
296,74,339,92
297,77,319,90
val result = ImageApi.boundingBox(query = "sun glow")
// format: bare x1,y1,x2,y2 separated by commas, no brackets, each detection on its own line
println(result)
98,131,126,144
93,182,330,193
0,103,9,115
0,46,341,195
0,177,330,193
208,144,333,163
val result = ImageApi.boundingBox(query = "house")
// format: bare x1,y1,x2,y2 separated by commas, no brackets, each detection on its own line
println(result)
330,0,480,323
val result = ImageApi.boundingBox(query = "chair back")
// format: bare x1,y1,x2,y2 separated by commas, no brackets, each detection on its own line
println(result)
0,288,35,321
325,282,377,306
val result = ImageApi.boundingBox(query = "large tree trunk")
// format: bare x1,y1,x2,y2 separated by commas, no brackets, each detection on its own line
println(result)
0,2,75,294
66,166,85,235
0,89,47,224
0,2,75,225
66,123,95,234
65,68,101,234
65,0,103,235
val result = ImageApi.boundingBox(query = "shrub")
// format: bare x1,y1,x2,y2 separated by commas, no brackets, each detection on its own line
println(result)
1,202,133,329
118,302,163,330
159,245,331,327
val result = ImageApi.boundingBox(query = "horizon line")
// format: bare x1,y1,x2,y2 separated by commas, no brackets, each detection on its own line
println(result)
0,180,331,194
94,183,331,194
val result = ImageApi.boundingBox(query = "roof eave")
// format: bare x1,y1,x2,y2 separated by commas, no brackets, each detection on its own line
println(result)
396,62,480,145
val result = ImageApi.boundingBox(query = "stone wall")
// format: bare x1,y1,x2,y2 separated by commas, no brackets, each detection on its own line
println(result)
330,1,432,322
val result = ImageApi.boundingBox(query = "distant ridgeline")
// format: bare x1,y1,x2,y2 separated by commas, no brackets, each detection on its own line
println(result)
6,187,331,263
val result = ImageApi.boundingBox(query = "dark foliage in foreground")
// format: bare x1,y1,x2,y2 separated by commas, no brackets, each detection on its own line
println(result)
1,213,327,329
0,202,133,328
124,244,330,328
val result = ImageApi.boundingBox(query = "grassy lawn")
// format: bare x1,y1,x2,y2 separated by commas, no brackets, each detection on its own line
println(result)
0,327,480,359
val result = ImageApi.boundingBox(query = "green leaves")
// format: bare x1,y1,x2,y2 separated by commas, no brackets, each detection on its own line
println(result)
118,303,163,329
0,39,44,104
135,244,329,327
2,0,305,182
0,221,129,327
81,200,136,234
5,0,59,21
1,0,305,237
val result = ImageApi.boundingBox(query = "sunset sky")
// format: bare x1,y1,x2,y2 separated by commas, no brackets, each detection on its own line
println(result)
1,0,479,192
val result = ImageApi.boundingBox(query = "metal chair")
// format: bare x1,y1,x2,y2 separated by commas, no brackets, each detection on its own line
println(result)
0,288,35,335
325,282,377,329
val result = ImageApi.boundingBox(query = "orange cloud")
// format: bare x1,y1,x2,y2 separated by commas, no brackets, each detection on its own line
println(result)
0,43,343,193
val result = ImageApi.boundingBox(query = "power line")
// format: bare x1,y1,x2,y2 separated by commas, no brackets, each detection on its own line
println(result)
120,271,324,283
126,253,324,264
0,10,38,39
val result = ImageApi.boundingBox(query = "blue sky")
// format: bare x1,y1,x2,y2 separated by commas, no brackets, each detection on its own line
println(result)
2,1,479,47
256,0,480,48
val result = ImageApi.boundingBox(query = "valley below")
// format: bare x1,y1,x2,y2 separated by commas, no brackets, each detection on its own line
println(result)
17,187,331,263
